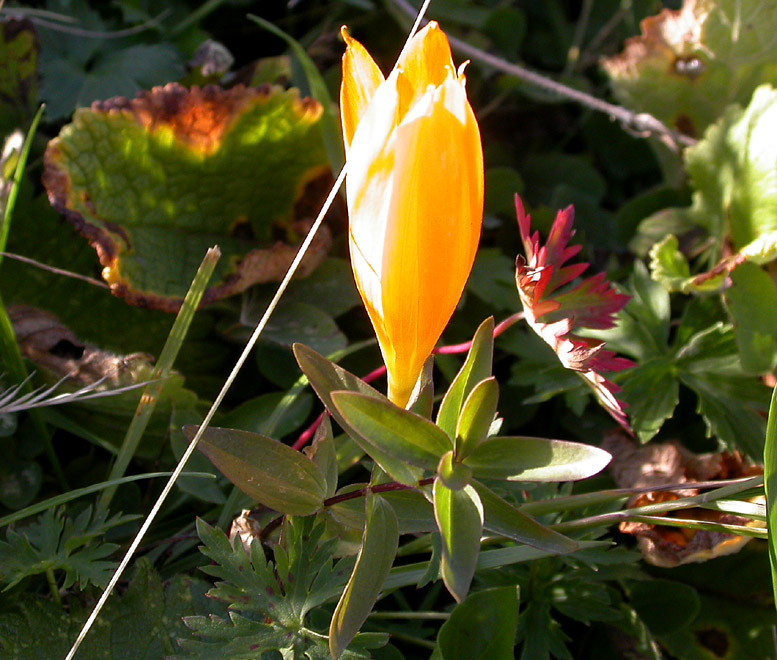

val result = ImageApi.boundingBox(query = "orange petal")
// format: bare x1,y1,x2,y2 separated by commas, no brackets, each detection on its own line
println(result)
340,27,385,152
395,21,455,114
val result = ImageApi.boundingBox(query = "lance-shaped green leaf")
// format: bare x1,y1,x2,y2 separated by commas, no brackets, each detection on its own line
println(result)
328,486,435,534
330,494,398,660
437,451,473,491
294,344,422,485
463,436,611,482
330,391,452,478
184,425,327,516
472,480,578,554
455,377,499,460
433,480,483,603
43,84,329,311
437,317,494,437
436,586,519,660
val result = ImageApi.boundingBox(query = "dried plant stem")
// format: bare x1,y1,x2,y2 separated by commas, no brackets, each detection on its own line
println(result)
0,252,109,288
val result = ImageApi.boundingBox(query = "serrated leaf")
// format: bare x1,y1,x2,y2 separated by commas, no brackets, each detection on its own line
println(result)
437,586,519,660
463,436,611,482
455,377,499,460
294,344,422,486
472,480,578,554
602,0,777,140
437,317,495,437
330,495,398,660
618,358,679,443
0,559,220,660
725,262,777,373
434,481,483,602
43,84,329,311
330,391,451,477
0,505,133,591
185,425,327,516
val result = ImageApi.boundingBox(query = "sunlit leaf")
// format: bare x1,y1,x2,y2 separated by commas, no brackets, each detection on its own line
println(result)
514,196,633,431
602,0,777,140
185,425,327,516
463,435,611,482
43,84,329,311
434,480,483,602
455,377,499,460
330,494,398,659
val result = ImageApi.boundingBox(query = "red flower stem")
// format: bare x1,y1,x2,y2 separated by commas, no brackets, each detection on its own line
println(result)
323,477,435,507
291,312,525,450
258,476,436,541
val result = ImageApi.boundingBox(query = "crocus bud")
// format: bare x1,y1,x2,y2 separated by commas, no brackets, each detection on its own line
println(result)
340,22,484,407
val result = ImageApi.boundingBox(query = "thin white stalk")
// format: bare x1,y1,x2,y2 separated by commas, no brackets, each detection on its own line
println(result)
64,2,436,655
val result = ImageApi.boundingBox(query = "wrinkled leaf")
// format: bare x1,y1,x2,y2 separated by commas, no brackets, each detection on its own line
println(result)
185,425,327,516
43,84,329,311
602,0,777,140
434,480,483,602
463,436,611,482
330,494,398,659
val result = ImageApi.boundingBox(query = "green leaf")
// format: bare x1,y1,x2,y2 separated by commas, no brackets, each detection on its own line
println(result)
725,262,777,373
0,506,134,591
43,84,328,310
180,518,369,659
628,579,700,636
247,14,344,175
185,425,327,516
455,377,499,460
437,586,519,660
437,317,495,437
0,559,221,660
618,358,679,443
0,18,38,136
330,495,398,660
293,343,423,486
330,391,452,478
434,480,483,602
305,414,338,499
602,0,777,141
673,84,777,255
463,436,611,482
472,480,578,554
437,451,473,491
328,486,435,534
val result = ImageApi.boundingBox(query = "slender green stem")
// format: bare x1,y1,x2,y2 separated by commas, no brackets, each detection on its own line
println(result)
99,248,220,509
368,611,449,620
386,632,436,650
45,567,61,606
624,514,766,539
0,471,214,529
763,382,777,611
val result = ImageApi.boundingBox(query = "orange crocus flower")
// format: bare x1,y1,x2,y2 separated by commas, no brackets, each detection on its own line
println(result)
340,22,484,407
